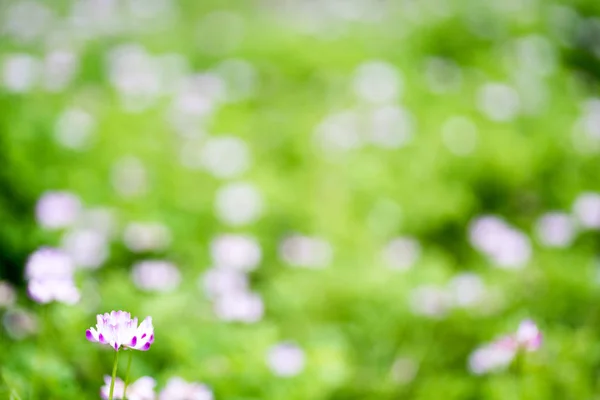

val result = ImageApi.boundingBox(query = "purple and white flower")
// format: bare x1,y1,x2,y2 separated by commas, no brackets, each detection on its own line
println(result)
86,311,154,352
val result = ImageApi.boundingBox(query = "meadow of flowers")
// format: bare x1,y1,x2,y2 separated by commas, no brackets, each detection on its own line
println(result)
1,0,600,398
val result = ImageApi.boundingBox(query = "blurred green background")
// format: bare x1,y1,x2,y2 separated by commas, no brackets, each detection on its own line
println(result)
2,0,600,398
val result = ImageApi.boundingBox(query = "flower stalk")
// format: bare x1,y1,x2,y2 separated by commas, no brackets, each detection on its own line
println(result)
123,351,133,399
109,350,119,400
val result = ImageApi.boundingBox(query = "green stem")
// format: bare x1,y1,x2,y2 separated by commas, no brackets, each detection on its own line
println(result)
123,351,133,399
109,350,119,400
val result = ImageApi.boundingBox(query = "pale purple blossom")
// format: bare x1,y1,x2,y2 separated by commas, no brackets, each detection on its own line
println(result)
468,320,542,375
266,343,306,377
131,260,181,292
201,267,249,299
35,191,81,229
61,228,110,269
25,247,80,305
100,375,156,400
534,212,576,248
213,291,264,323
28,278,80,305
468,340,516,375
86,311,154,352
159,377,213,400
515,319,543,351
468,216,531,269
573,192,600,229
210,234,261,271
25,247,75,280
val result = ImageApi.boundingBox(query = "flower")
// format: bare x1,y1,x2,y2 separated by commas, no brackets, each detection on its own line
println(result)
28,278,80,305
266,343,306,377
25,247,74,280
100,375,156,400
25,247,80,305
159,377,213,400
515,319,543,351
86,311,154,351
468,320,542,375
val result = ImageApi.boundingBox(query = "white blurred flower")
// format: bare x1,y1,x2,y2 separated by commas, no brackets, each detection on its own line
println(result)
3,1,54,43
100,375,156,400
213,291,264,323
61,228,109,269
314,110,362,152
573,192,600,229
382,237,421,271
448,273,487,308
2,53,40,93
409,285,452,318
111,157,148,198
107,44,162,112
28,278,80,305
123,222,172,253
266,343,306,377
159,377,213,400
25,247,75,280
353,61,402,104
215,182,264,226
54,108,96,150
201,267,249,299
42,50,79,92
441,116,478,156
424,57,462,94
35,191,82,230
368,105,414,149
0,281,16,308
469,216,531,269
3,308,38,340
534,212,576,248
279,235,333,268
477,83,520,122
210,234,261,271
131,260,181,293
201,136,251,178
